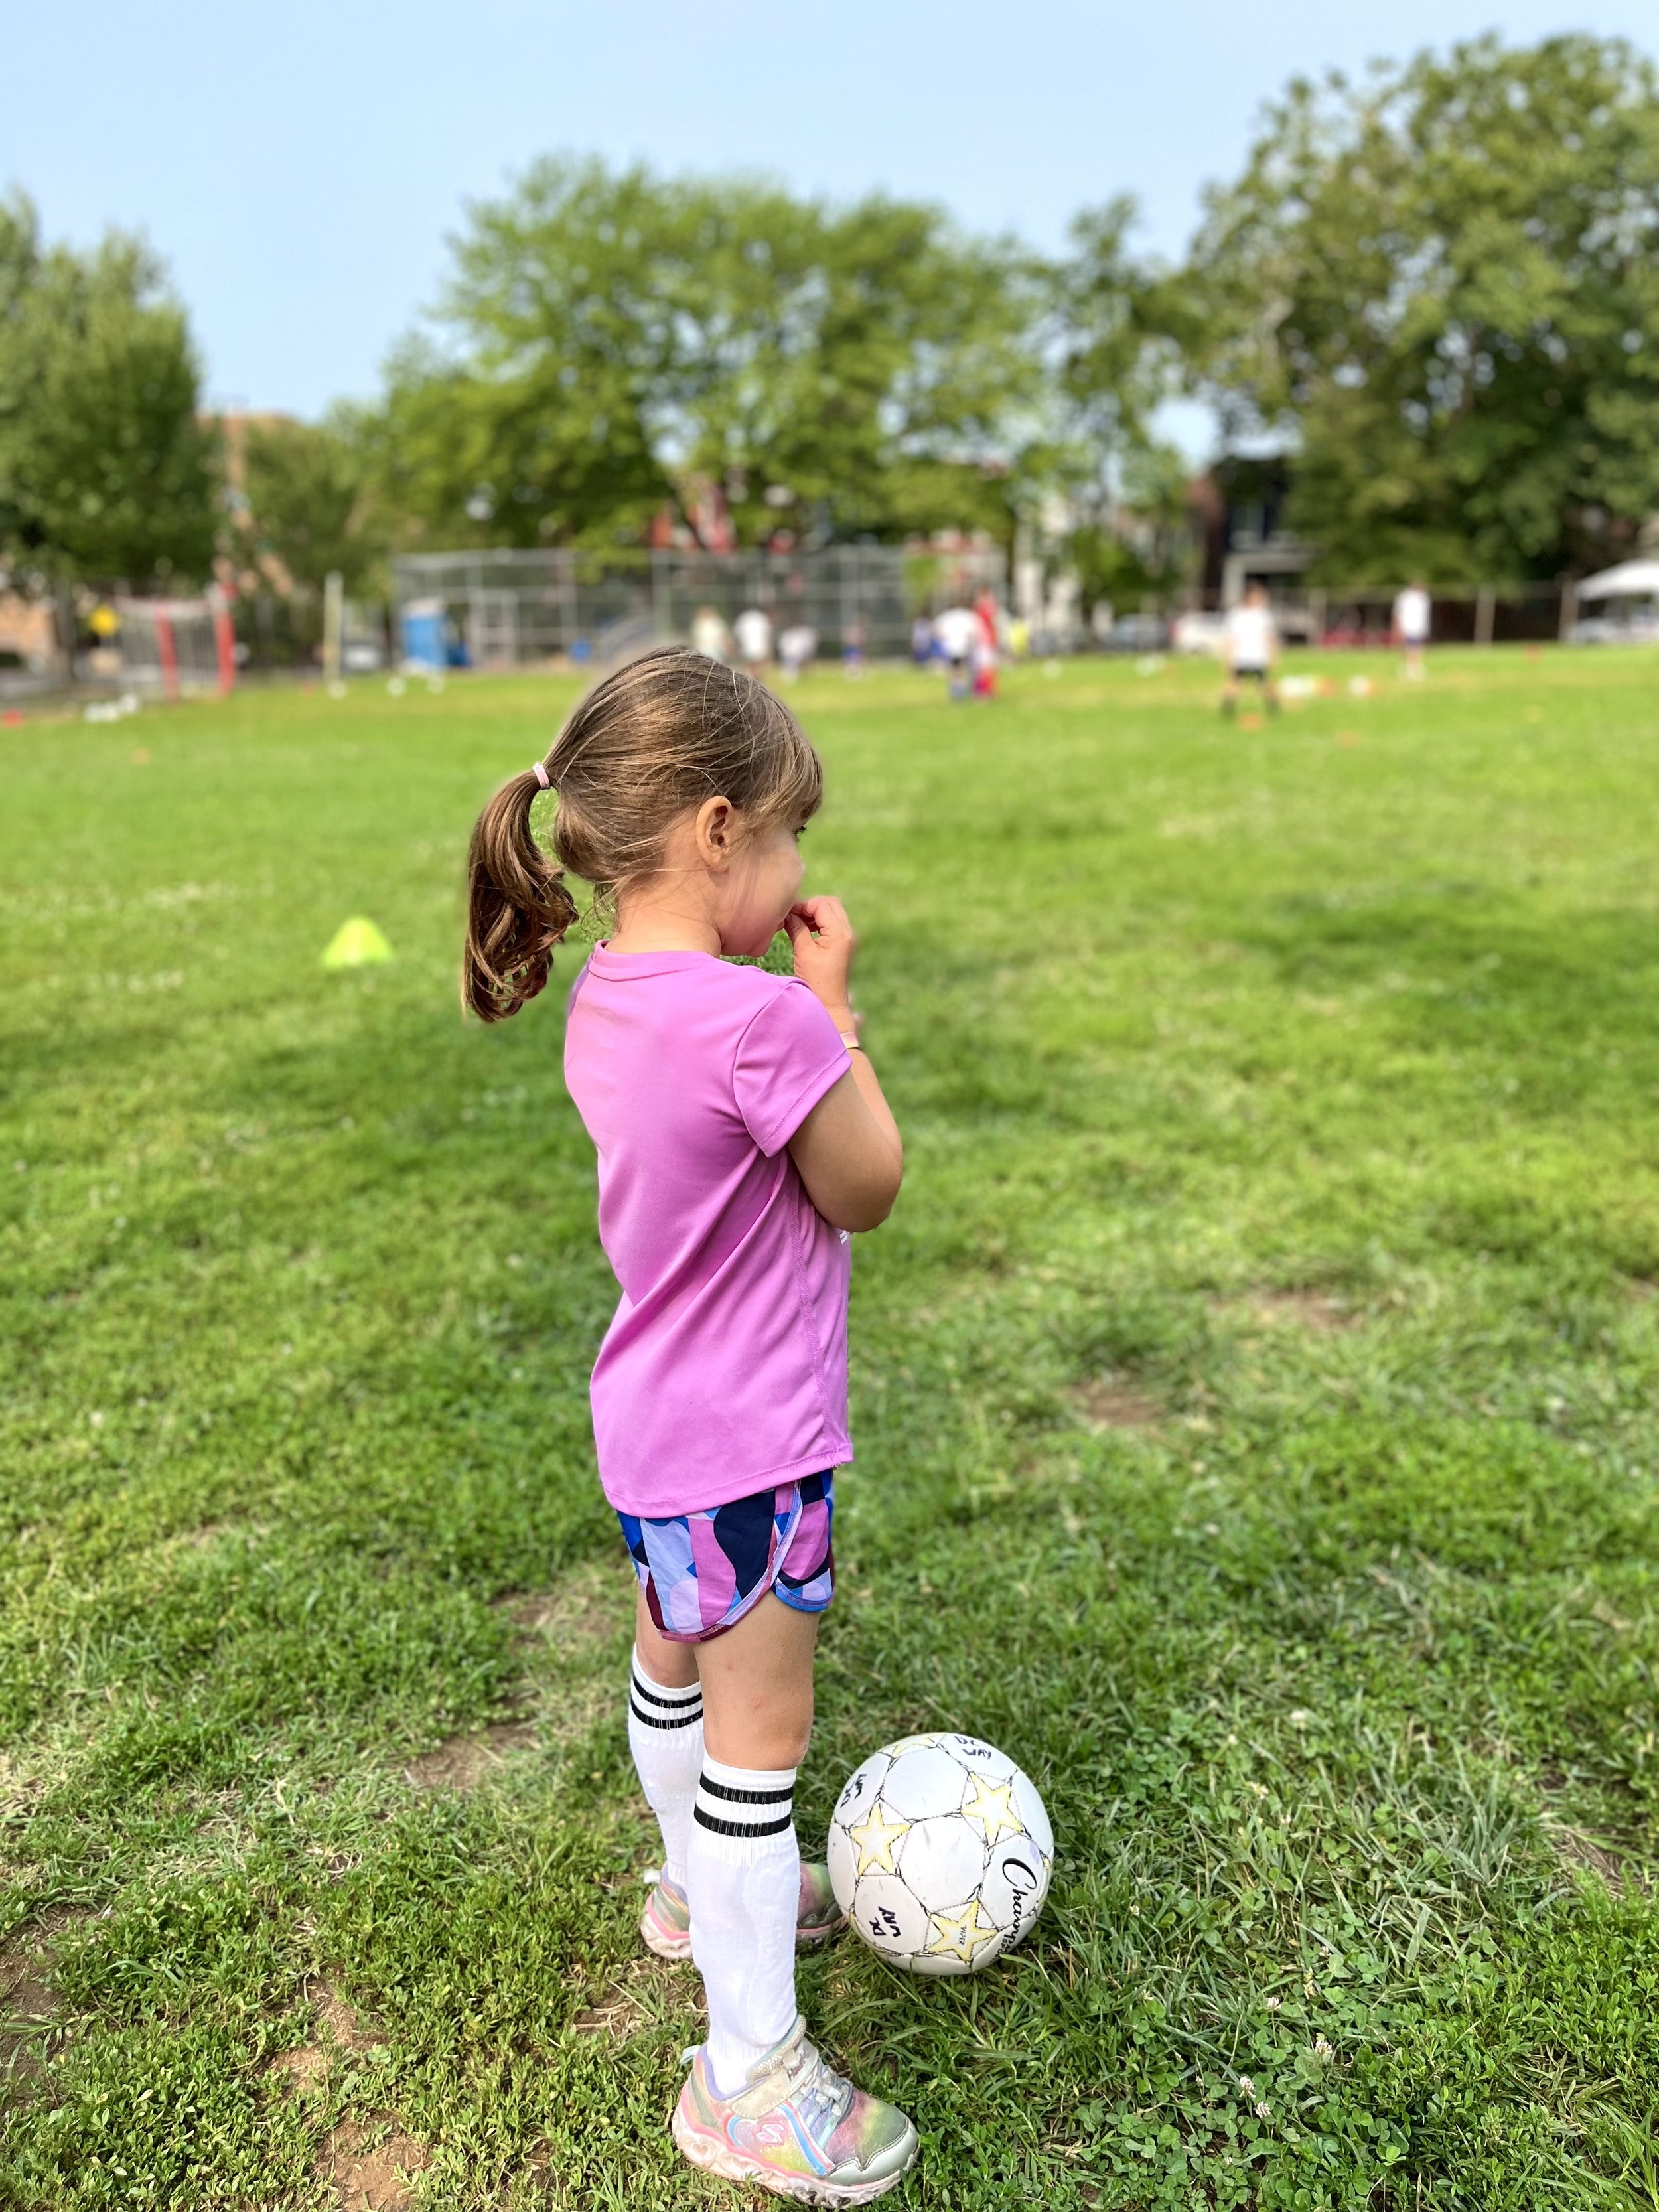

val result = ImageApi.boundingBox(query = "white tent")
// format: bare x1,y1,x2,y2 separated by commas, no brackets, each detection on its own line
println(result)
1577,559,1659,599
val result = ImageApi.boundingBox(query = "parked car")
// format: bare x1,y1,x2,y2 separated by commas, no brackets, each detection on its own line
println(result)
1099,613,1169,654
1171,611,1227,657
1569,613,1659,645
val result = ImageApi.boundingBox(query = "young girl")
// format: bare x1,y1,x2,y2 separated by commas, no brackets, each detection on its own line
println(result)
463,649,918,2203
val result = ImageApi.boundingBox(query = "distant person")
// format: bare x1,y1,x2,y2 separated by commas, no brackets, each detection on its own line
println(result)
841,618,867,678
934,604,979,700
691,606,732,664
1393,579,1431,679
777,622,817,682
910,613,936,666
1007,614,1031,660
1221,583,1280,717
733,605,774,680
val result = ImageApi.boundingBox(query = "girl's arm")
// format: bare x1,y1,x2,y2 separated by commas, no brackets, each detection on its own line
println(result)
783,897,904,1233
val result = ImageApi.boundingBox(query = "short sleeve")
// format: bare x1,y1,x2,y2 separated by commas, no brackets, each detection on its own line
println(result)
733,984,850,1157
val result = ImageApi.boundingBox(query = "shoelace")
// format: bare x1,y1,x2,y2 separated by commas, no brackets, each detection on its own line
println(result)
782,2045,855,2138
678,2032,854,2140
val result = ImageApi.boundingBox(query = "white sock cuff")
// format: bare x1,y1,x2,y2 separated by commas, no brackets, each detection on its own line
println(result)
630,1649,703,1731
700,1754,796,1791
694,1756,796,1841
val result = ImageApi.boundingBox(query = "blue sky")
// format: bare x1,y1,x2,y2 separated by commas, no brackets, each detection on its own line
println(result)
6,0,1654,449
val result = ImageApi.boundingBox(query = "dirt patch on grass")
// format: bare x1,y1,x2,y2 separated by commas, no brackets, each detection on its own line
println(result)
1232,1288,1357,1333
0,1943,58,2088
1550,1826,1644,1899
403,1720,539,1791
498,1554,636,1649
267,1982,389,2097
399,1561,632,1791
269,2039,332,2093
314,1981,368,2046
271,1982,429,2205
0,1907,90,2091
571,1982,650,2038
319,2113,429,2211
267,1977,376,2095
0,1749,46,1821
571,1952,703,2043
480,1555,639,1762
1072,1378,1163,1429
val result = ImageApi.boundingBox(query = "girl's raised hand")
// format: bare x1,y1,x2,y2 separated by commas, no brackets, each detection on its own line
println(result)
784,897,857,1024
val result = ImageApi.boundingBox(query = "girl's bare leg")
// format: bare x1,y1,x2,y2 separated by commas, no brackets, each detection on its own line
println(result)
695,1593,818,1768
634,1584,699,1689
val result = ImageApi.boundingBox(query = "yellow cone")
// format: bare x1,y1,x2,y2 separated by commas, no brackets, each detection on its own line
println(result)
321,917,394,968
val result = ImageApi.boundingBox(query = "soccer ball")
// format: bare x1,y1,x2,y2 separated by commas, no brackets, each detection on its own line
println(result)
827,1733,1053,1976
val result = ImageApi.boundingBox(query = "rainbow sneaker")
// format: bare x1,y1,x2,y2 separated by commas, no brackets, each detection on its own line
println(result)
640,1866,844,1961
672,2014,918,2205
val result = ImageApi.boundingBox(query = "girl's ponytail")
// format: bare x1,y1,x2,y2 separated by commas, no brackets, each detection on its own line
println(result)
462,762,579,1022
461,647,822,1023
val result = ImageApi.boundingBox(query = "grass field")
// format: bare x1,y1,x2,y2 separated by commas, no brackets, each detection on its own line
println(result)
2,648,1658,2211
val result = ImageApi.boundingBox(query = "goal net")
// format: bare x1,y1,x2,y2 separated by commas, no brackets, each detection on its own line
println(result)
117,593,236,698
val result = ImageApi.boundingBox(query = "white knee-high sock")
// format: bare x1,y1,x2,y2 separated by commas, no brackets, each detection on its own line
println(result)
687,1754,800,2095
627,1647,703,1891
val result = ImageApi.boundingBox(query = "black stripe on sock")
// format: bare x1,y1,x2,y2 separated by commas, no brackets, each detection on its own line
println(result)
630,1674,701,1710
630,1699,703,1730
698,1773,794,1806
693,1805,794,1838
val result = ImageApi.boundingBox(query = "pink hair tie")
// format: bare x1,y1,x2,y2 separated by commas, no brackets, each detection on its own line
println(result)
530,761,551,789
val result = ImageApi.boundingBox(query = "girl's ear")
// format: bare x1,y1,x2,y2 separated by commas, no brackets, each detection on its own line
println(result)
693,796,735,870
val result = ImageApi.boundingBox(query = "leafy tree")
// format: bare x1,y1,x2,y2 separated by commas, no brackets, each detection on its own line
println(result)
1063,445,1198,622
236,411,380,596
1053,198,1181,477
1182,36,1659,581
1048,197,1195,611
0,190,217,585
372,159,1045,552
644,177,1043,547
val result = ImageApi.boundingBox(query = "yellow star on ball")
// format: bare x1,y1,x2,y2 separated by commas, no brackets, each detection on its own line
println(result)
846,1800,910,1878
960,1774,1025,1846
922,1896,1001,1967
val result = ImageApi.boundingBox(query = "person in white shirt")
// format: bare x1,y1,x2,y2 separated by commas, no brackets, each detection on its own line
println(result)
1221,583,1280,717
1393,581,1431,679
777,623,817,681
933,605,980,700
733,606,774,676
690,606,732,664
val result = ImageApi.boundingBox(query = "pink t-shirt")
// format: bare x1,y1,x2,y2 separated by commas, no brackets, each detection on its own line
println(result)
563,947,854,1518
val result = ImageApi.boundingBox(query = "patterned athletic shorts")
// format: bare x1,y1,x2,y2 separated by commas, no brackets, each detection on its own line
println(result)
618,1472,835,1644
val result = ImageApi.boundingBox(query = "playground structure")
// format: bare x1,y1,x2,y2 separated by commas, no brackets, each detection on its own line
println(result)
389,545,1001,669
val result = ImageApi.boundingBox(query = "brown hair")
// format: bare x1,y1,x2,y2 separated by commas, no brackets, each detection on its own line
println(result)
462,646,823,1021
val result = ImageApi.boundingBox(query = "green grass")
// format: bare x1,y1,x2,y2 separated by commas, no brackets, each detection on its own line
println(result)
1,648,1657,2209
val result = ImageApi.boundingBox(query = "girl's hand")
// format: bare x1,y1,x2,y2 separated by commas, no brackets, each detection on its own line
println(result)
784,897,857,1027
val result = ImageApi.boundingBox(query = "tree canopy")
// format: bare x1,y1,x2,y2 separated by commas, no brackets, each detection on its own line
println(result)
1183,35,1659,581
236,412,381,597
11,33,1659,600
369,159,1050,553
0,192,217,586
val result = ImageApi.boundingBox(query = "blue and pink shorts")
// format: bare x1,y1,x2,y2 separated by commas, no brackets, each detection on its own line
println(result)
618,1472,835,1643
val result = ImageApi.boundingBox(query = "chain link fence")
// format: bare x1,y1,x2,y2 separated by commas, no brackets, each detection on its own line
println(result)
388,546,948,669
